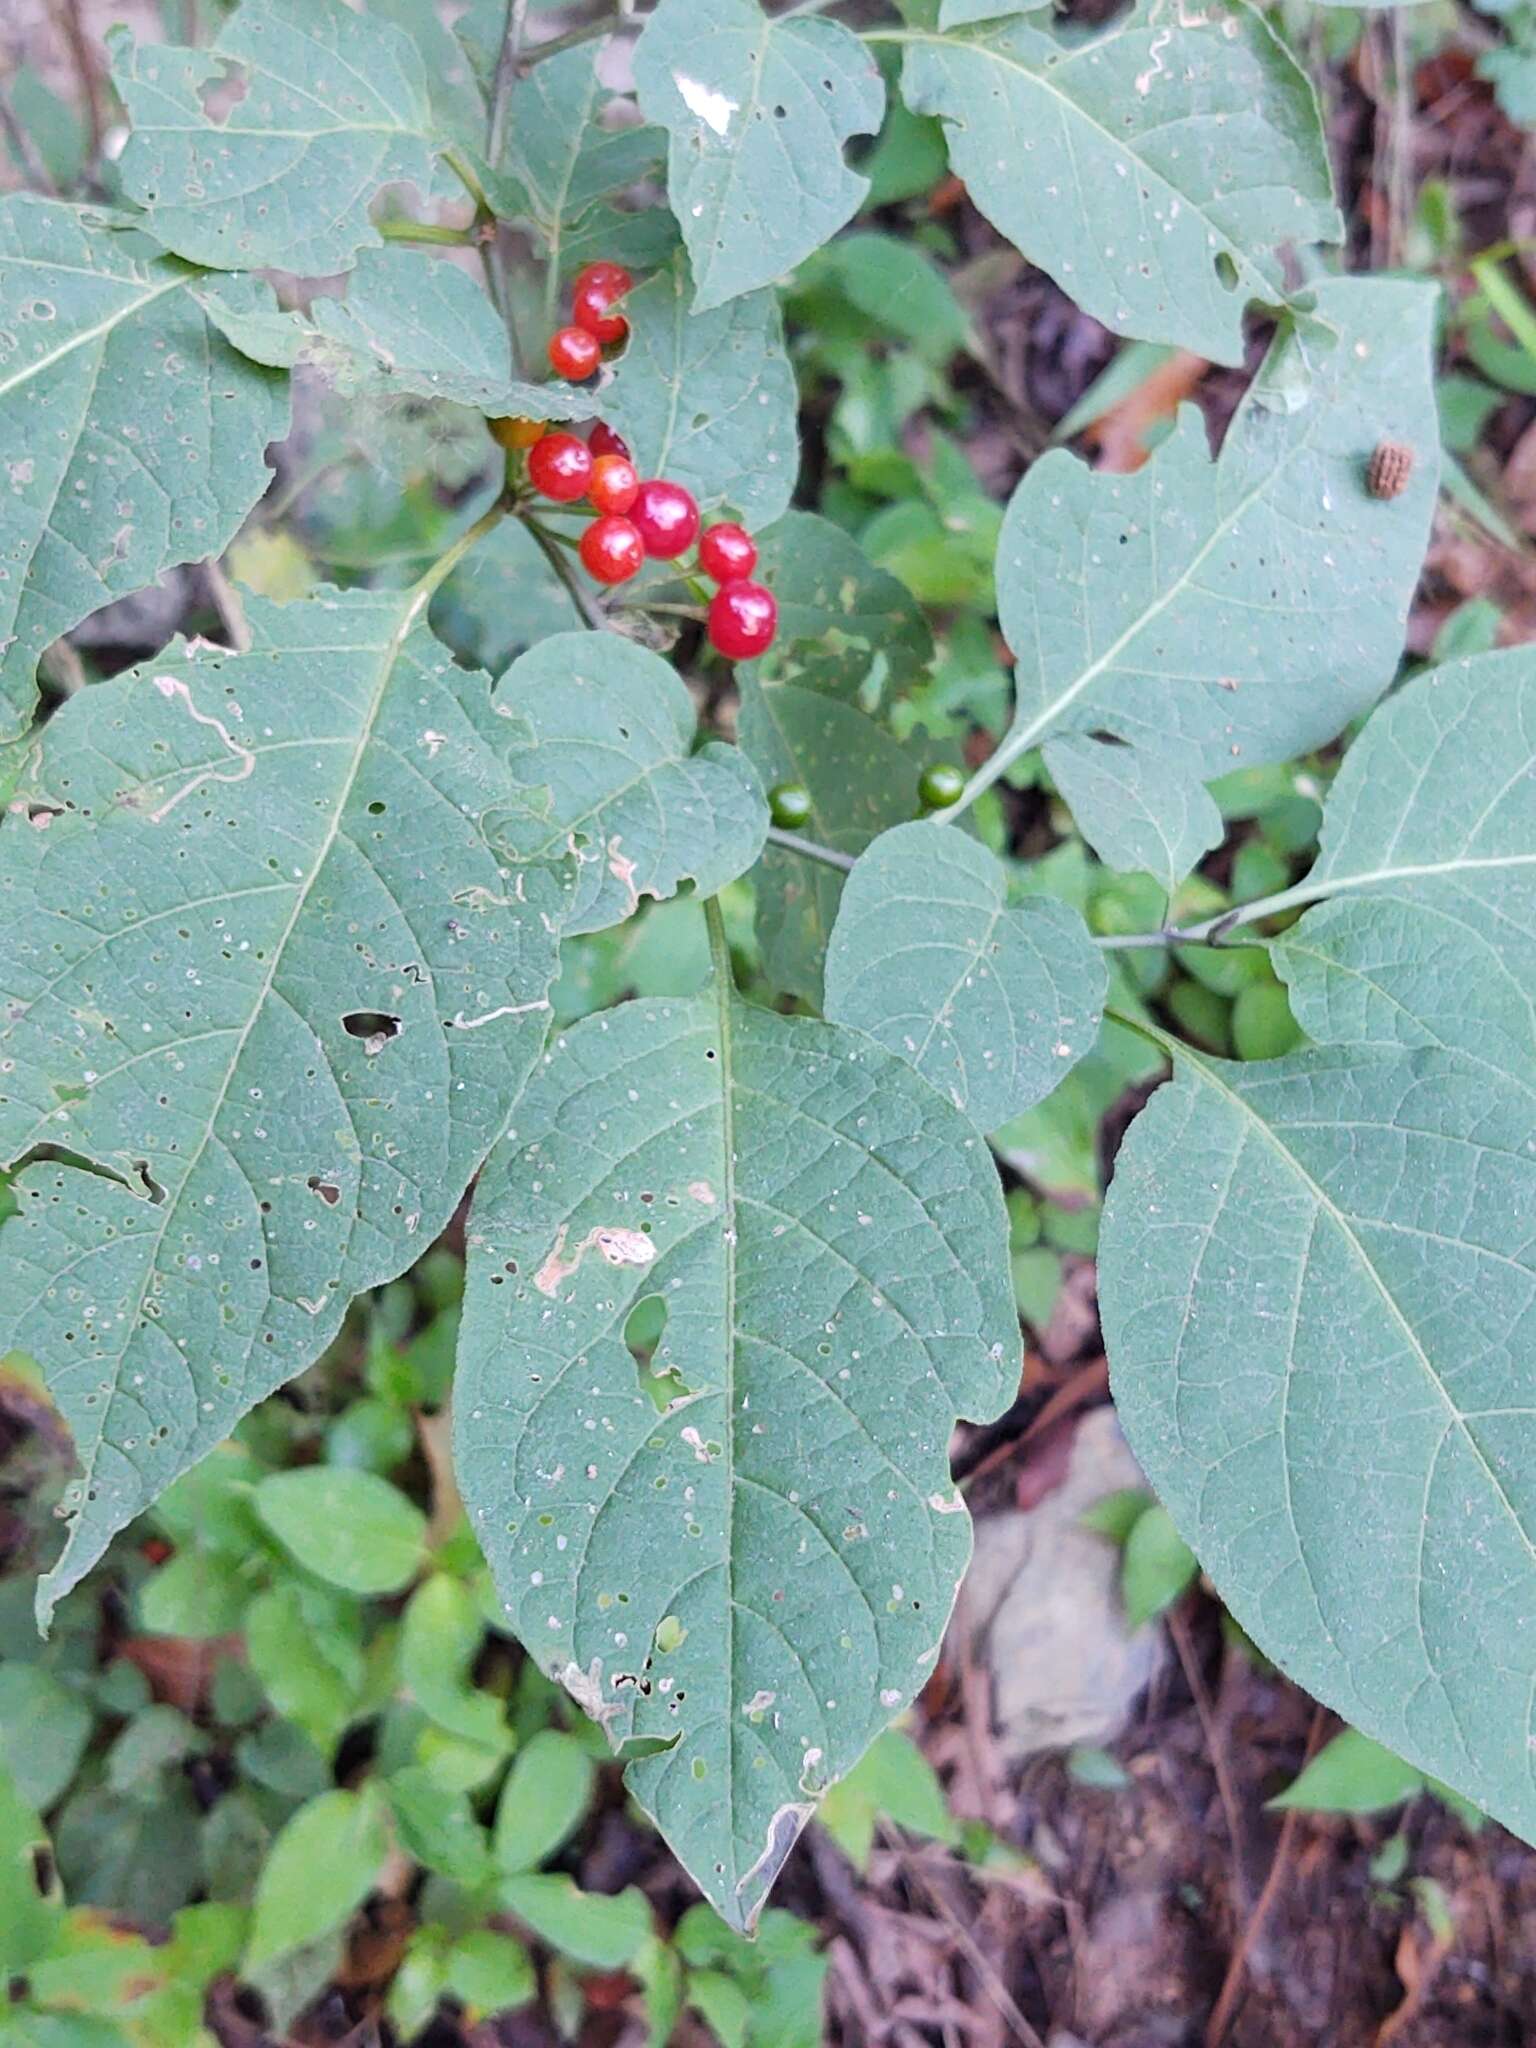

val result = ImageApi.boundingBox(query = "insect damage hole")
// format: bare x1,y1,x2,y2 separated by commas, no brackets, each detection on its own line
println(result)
341,1011,402,1056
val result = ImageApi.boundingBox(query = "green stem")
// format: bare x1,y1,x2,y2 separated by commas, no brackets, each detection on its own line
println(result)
443,147,492,216
488,0,529,168
377,219,473,246
412,501,509,604
1091,875,1336,952
519,13,628,66
766,826,855,873
523,511,606,630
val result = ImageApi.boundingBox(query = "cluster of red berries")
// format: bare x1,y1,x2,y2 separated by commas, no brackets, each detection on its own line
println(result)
486,261,780,659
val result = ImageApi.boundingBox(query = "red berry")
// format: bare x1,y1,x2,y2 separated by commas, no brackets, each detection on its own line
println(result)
572,262,634,347
580,515,645,585
527,431,593,502
698,522,758,584
588,453,640,516
548,325,601,380
631,478,700,560
588,421,631,460
708,580,777,661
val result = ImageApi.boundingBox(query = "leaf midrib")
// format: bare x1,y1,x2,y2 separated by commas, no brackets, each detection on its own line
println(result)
0,273,184,403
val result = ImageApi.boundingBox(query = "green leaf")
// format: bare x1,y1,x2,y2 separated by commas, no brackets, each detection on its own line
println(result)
489,631,768,940
431,517,583,682
1044,732,1224,897
256,1468,427,1594
600,254,799,529
750,512,933,703
987,280,1437,829
399,1573,509,1750
1119,1503,1197,1627
633,0,885,311
138,1551,249,1637
111,0,440,276
0,198,286,744
897,0,1339,364
795,232,972,365
0,579,576,1624
817,1726,955,1869
738,678,940,1005
245,1586,360,1756
498,1874,652,1970
0,1767,62,1976
441,1929,536,2017
1270,650,1536,1087
493,1730,595,1876
197,246,598,421
824,823,1107,1134
1269,1728,1425,1815
474,43,664,277
245,1786,389,1970
1101,1035,1536,1845
456,975,1015,1929
0,1668,92,1812
385,1766,492,1888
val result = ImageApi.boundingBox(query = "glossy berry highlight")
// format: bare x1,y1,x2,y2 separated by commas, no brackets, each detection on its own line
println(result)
632,478,701,560
526,431,593,503
768,781,812,830
580,515,645,585
917,762,966,811
708,580,778,661
588,453,640,516
699,522,758,585
548,325,601,381
572,261,634,347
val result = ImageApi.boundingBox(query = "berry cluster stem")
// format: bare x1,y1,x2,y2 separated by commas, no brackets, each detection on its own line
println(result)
522,511,608,632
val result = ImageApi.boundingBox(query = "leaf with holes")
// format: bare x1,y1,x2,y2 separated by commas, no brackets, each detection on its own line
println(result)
986,279,1437,835
489,631,768,939
599,255,799,529
1100,1035,1536,1844
1268,649,1536,1089
897,0,1340,364
0,579,572,1625
455,962,1015,1930
633,0,885,311
824,823,1107,1133
110,0,441,276
0,197,287,744
196,246,599,420
749,513,932,703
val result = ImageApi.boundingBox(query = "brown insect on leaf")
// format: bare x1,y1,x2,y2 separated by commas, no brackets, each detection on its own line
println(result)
1367,439,1415,499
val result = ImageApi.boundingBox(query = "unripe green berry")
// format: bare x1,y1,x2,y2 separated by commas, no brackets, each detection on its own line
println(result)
917,762,965,812
768,781,813,830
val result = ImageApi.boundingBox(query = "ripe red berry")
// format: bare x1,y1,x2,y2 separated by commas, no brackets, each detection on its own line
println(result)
588,453,640,516
548,325,601,380
572,261,634,347
580,514,645,585
527,431,593,503
588,421,631,460
698,522,757,584
631,478,700,560
708,580,777,661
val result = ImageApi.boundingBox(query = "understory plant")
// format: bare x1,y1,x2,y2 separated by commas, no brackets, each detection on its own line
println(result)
0,0,1531,1946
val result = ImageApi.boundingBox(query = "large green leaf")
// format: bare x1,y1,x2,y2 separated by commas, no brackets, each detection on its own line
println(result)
197,247,597,420
1044,731,1223,896
111,0,440,276
824,823,1106,1134
896,0,1339,364
633,0,885,311
0,198,287,744
473,43,665,279
489,632,768,939
1270,650,1536,1086
456,968,1015,1929
600,255,799,528
750,513,933,703
984,279,1437,826
1101,1036,1536,1843
0,579,570,1624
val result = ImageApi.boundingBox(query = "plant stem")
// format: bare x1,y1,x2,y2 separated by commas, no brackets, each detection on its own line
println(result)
488,0,529,168
523,512,607,630
519,12,628,66
705,896,736,994
443,147,492,216
765,826,855,873
412,501,509,605
1091,875,1338,951
377,219,473,246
